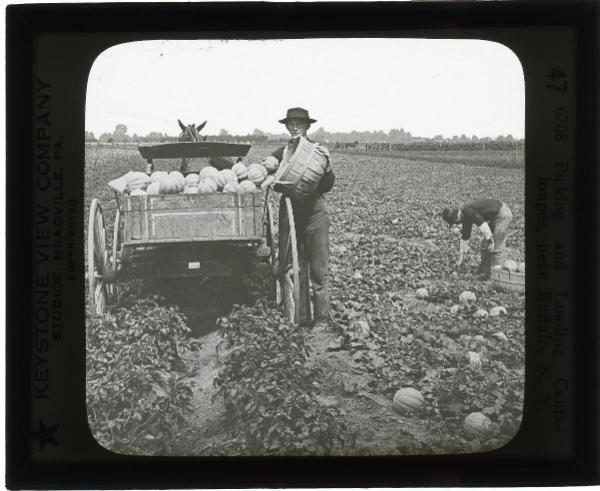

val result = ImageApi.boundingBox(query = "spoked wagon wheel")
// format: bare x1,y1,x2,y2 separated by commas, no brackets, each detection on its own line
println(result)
110,207,123,302
265,202,280,303
278,198,300,324
277,197,311,326
87,199,111,318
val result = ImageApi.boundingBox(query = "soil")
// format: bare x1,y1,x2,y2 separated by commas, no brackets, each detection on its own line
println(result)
174,330,230,455
172,296,433,457
304,325,433,456
170,234,522,456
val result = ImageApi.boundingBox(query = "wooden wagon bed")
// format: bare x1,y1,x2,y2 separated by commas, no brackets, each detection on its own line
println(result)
121,192,265,244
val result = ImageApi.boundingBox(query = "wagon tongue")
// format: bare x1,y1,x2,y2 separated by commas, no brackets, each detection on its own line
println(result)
138,142,251,161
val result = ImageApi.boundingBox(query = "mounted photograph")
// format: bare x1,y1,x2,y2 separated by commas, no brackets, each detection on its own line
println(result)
84,38,525,457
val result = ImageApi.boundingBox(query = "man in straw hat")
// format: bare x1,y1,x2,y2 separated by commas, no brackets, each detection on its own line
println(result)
441,199,513,272
263,107,335,329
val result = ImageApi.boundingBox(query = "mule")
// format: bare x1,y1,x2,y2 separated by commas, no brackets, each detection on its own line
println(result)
178,119,207,173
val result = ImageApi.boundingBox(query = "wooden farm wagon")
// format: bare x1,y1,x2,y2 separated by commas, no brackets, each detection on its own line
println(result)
87,141,309,325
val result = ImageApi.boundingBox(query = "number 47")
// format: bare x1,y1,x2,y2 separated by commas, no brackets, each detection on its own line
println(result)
546,68,568,93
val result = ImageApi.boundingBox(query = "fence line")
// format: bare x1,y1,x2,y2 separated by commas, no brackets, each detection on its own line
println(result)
333,141,524,153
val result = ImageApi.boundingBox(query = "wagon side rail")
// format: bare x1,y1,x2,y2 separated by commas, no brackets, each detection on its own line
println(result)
120,192,266,246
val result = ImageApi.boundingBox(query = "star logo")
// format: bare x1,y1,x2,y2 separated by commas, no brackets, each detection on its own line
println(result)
30,419,59,451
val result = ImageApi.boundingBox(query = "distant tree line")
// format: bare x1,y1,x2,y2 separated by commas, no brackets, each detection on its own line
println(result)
85,124,523,146
309,126,416,143
310,127,522,144
85,125,276,144
202,128,270,143
86,124,176,144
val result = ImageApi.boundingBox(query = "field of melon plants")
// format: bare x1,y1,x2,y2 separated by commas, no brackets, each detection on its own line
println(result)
85,141,524,456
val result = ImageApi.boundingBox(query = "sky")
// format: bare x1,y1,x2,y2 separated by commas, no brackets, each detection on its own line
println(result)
86,38,525,139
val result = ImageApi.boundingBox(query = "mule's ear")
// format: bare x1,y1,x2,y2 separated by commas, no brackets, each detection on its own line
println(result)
178,119,187,132
197,121,207,132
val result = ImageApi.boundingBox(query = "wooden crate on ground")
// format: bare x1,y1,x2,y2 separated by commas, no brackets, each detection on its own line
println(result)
491,268,525,293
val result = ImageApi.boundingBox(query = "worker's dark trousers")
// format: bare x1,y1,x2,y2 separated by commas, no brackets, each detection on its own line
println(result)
280,196,330,326
299,211,330,325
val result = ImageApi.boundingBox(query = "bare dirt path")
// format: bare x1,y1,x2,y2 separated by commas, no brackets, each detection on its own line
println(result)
175,330,230,455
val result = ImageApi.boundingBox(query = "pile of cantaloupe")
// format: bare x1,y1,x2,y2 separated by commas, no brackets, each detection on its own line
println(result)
122,161,271,196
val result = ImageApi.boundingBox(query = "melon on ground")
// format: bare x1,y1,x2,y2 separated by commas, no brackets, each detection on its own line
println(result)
348,319,370,339
489,306,508,317
392,387,425,415
463,412,492,440
459,291,476,303
491,331,508,342
415,288,428,299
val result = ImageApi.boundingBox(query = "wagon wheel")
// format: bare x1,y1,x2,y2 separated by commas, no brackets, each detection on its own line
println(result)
265,202,280,303
110,207,124,302
278,198,300,324
298,241,312,325
87,199,111,318
277,197,312,326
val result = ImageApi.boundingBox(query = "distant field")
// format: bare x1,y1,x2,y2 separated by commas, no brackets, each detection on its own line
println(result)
334,148,524,168
86,141,524,167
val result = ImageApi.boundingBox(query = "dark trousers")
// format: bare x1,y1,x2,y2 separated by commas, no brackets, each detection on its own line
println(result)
300,211,330,324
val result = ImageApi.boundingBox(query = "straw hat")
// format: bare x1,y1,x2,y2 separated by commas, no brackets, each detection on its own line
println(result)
279,107,317,124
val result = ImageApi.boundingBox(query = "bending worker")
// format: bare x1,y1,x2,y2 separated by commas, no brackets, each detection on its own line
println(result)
441,199,513,267
263,107,335,329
